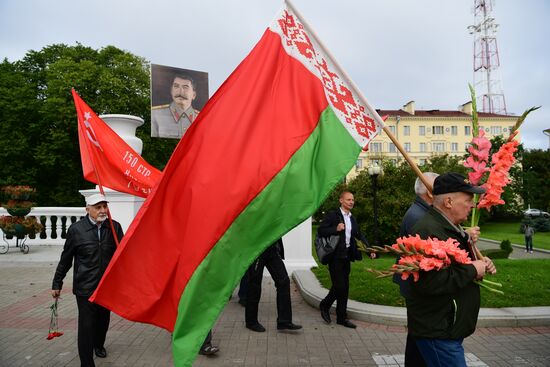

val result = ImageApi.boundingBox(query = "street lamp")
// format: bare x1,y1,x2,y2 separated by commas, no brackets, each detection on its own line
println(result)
367,163,383,247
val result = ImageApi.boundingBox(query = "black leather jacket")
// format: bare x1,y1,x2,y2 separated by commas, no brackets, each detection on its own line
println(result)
52,215,123,297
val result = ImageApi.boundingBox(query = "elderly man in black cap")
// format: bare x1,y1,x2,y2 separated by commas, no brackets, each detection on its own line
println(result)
406,173,496,367
52,194,124,367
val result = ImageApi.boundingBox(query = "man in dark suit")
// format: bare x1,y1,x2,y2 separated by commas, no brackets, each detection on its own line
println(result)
318,190,375,328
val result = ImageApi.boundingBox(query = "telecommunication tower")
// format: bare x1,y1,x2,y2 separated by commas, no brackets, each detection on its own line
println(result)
468,0,507,114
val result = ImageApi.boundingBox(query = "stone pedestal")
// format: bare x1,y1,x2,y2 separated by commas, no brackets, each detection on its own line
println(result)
79,114,145,233
282,218,316,274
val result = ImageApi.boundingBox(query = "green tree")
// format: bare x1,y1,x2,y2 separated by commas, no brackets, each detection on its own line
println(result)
521,149,550,212
0,44,177,206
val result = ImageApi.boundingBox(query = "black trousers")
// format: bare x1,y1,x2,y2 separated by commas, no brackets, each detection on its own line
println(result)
76,296,111,367
404,297,427,366
320,258,350,322
245,246,291,325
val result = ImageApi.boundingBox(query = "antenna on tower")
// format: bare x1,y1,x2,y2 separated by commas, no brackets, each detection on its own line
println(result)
467,0,507,114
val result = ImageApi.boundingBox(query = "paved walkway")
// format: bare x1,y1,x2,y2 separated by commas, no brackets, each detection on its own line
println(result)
1,245,549,366
476,238,550,260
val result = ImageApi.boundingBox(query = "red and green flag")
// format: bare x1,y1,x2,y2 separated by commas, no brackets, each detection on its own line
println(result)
91,5,382,366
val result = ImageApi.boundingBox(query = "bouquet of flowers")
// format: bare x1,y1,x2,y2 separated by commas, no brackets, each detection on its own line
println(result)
365,235,503,294
47,298,64,340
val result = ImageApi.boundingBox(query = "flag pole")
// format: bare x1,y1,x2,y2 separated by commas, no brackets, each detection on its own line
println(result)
284,0,433,193
73,89,121,247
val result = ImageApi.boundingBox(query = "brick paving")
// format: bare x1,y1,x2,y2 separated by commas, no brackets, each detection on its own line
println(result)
0,253,549,366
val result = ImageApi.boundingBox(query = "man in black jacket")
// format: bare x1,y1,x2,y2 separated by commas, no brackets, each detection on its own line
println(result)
408,173,495,366
52,194,123,367
318,190,374,328
395,172,438,367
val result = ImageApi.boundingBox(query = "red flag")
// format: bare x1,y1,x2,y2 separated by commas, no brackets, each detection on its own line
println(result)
72,90,161,197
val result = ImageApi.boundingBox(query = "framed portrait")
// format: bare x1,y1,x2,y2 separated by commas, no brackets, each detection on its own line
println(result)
150,64,209,139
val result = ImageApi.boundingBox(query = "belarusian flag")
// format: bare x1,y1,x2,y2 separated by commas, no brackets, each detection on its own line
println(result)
91,4,382,366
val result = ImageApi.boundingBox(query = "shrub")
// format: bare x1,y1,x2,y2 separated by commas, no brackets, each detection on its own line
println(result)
522,217,550,233
500,239,513,253
533,217,550,232
481,248,510,259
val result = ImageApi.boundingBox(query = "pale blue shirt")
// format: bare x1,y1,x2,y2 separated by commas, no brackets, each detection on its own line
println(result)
340,208,352,248
88,216,103,240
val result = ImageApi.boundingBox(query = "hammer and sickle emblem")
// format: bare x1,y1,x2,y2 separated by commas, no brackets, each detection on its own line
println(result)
84,113,103,151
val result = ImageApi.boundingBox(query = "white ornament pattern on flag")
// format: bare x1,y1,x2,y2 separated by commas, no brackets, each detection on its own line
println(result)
272,9,381,149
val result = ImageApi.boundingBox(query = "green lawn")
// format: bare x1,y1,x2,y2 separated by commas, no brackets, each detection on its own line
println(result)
311,256,550,307
480,221,550,250
311,224,550,307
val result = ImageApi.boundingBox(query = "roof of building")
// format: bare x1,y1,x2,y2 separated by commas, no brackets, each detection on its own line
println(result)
376,109,517,118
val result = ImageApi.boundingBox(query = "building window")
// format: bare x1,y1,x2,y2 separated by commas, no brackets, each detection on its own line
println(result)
390,159,398,166
419,159,427,166
403,125,410,136
389,143,396,153
432,126,444,135
465,143,471,151
419,142,426,152
432,142,445,152
355,159,363,170
388,125,396,134
451,143,458,152
451,126,458,135
419,126,426,136
404,142,411,152
491,126,502,135
370,142,382,152
465,125,471,136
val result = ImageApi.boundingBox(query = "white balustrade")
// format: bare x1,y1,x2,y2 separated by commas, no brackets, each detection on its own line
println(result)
0,207,86,246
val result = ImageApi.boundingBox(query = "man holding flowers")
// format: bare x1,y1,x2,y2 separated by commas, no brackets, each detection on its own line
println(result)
407,172,496,367
51,194,124,367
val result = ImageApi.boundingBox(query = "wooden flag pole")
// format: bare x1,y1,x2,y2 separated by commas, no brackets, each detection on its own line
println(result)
284,0,433,194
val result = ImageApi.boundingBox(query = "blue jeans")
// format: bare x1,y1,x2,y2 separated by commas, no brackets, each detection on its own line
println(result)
415,338,466,367
525,236,533,251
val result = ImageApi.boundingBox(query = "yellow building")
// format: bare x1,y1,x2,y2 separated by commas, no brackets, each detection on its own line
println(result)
348,100,519,180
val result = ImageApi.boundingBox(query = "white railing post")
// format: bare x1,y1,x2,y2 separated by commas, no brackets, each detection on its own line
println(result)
45,215,53,239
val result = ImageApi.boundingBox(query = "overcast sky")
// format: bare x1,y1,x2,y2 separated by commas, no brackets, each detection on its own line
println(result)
1,0,548,149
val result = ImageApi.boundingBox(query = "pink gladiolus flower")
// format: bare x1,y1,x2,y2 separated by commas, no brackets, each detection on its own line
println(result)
419,257,446,271
478,140,519,210
463,129,492,185
375,236,472,282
